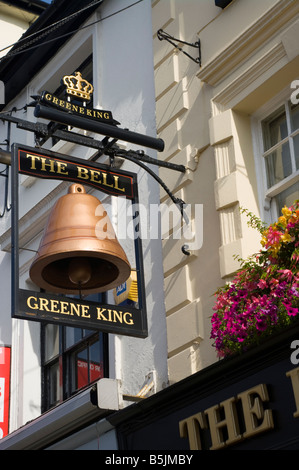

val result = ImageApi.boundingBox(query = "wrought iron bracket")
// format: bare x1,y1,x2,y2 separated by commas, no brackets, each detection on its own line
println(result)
1,109,192,255
0,111,187,207
157,29,201,66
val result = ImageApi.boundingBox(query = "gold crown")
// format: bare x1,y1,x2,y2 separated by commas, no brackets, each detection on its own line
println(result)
62,71,94,101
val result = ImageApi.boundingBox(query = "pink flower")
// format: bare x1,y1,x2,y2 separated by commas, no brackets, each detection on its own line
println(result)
257,279,267,289
278,269,293,281
266,226,282,246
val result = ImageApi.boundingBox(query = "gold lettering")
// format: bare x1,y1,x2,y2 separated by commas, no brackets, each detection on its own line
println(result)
102,173,113,188
60,301,70,315
79,107,85,114
103,112,109,120
26,295,93,320
97,111,103,119
179,412,207,450
86,109,92,116
205,397,242,450
81,305,90,318
90,169,102,183
66,102,72,110
107,309,113,322
45,93,52,101
52,97,59,105
40,157,55,173
237,384,274,439
113,175,125,192
56,161,68,175
50,299,60,313
59,100,65,108
27,296,38,310
123,312,134,325
96,307,133,324
39,298,50,311
286,367,299,418
113,310,123,323
70,303,81,316
72,105,78,113
26,154,40,170
77,166,89,179
97,307,108,321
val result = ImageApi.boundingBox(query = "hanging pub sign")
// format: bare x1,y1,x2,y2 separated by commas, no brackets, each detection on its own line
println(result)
11,144,148,338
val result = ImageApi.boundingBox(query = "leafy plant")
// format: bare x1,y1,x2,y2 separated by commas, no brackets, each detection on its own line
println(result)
211,202,299,357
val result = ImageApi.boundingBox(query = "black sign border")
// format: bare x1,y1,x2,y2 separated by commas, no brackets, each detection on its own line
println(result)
11,144,148,338
17,146,134,198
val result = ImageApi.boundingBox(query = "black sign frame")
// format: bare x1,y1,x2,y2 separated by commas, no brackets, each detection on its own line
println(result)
11,144,148,338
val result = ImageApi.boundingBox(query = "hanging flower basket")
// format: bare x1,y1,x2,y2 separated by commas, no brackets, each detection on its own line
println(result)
211,202,299,358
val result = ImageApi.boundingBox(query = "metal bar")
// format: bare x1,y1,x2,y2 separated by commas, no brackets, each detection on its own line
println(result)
157,29,201,65
120,152,185,213
34,104,165,152
11,145,19,317
1,114,185,172
116,149,186,173
0,149,11,165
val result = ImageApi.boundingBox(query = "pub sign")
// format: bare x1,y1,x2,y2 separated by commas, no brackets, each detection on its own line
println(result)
11,144,148,338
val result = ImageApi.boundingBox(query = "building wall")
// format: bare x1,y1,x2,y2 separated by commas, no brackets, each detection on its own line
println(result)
152,0,299,382
0,2,39,57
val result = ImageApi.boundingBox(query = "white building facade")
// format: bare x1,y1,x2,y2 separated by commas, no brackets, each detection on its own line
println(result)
1,0,299,451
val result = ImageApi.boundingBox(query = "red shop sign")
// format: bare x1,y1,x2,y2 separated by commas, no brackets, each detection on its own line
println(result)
0,347,11,439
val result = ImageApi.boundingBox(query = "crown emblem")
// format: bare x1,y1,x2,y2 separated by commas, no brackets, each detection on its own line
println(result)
62,71,94,101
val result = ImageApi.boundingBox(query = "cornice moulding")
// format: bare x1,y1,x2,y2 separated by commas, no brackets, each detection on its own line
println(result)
212,42,287,109
197,0,299,86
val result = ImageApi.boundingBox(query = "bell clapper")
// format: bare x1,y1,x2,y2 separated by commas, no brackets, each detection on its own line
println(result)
68,257,93,299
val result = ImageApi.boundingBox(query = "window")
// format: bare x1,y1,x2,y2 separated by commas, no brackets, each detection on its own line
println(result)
255,95,299,221
41,293,108,411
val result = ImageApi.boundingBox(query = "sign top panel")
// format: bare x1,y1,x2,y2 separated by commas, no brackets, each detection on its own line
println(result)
16,145,136,199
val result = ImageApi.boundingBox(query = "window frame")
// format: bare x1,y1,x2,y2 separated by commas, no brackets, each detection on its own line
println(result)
252,85,299,224
41,322,109,412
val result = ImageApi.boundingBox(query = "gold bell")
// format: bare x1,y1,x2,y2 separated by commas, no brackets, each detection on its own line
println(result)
29,183,131,294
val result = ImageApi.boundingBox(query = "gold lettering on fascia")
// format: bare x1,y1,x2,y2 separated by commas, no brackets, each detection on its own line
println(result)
286,366,299,418
44,93,111,121
179,383,274,451
26,296,134,326
25,154,126,192
179,412,208,450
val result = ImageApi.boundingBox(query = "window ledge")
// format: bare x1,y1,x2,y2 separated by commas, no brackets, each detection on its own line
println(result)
265,171,299,199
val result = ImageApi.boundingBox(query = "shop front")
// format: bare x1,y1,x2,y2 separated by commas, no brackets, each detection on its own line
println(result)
108,323,299,451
